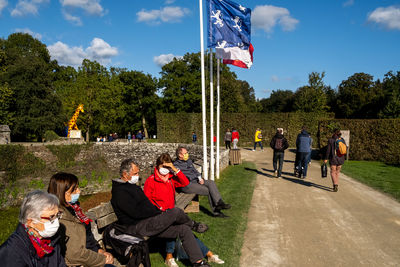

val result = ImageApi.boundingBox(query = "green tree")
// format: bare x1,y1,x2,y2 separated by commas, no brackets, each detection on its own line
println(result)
0,33,63,141
259,90,294,112
379,71,400,118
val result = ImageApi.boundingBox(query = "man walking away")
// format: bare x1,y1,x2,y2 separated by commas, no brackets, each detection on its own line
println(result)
270,128,289,178
295,126,312,179
253,128,263,151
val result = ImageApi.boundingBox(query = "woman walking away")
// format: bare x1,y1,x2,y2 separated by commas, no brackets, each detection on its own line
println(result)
224,128,232,149
324,129,346,192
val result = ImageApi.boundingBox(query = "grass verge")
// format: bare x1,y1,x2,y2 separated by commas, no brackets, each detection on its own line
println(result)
149,161,258,267
341,161,400,201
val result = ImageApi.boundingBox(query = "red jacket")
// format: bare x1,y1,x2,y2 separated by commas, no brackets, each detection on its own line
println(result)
232,130,239,141
144,167,189,211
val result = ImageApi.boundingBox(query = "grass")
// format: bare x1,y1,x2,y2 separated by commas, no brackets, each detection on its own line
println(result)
0,161,258,267
149,161,258,267
341,161,400,201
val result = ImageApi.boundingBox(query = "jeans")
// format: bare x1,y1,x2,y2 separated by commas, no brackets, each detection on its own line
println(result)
253,141,263,150
181,181,222,213
167,236,209,259
297,152,310,177
273,151,284,176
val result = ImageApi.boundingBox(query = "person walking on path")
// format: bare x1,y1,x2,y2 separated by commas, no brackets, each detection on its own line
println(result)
295,126,312,179
270,128,289,178
192,132,197,144
231,128,239,149
224,129,232,150
253,128,263,151
324,129,346,192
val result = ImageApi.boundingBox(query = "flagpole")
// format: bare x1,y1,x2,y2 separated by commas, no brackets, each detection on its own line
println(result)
216,58,220,179
210,49,214,181
199,0,208,180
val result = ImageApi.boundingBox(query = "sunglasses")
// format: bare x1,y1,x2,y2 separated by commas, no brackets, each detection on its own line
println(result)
40,211,63,223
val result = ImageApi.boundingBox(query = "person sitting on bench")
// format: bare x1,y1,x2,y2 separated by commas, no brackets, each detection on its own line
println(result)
111,158,211,267
174,146,231,218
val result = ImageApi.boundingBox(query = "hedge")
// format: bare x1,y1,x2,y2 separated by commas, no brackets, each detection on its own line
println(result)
318,119,400,165
156,112,334,147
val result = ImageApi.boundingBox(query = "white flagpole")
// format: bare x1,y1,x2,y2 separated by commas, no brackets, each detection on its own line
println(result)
199,0,208,180
216,58,220,179
210,49,214,181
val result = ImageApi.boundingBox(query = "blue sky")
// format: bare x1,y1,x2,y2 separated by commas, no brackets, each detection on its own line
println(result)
0,0,399,99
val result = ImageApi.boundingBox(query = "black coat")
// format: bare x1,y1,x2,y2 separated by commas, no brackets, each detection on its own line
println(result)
270,133,289,152
0,223,66,267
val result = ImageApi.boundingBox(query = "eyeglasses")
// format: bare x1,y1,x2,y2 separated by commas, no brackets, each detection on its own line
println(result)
40,211,63,223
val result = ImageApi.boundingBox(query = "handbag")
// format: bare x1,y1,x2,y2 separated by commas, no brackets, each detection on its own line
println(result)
321,163,327,178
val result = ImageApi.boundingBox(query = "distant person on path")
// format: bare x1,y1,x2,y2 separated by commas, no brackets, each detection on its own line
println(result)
136,130,143,142
224,128,232,149
127,132,132,143
270,128,289,178
231,128,239,149
108,133,113,142
174,147,231,218
295,126,312,179
192,131,197,144
253,128,263,151
324,129,346,192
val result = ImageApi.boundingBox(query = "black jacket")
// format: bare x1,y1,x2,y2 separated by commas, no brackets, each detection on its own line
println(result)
173,159,200,183
270,133,289,152
111,179,161,225
0,223,66,267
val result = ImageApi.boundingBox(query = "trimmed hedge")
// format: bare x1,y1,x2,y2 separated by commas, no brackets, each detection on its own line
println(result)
318,119,400,165
156,112,334,147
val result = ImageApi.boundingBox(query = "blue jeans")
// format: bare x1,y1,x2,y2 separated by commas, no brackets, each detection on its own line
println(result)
167,236,209,260
254,141,263,150
273,151,284,176
297,152,310,177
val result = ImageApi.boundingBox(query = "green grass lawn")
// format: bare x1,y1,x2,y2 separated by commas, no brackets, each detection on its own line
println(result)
0,161,258,267
341,161,400,201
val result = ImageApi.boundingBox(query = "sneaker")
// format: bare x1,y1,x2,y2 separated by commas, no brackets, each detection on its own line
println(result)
165,258,179,267
208,255,225,264
252,149,255,151
193,260,211,267
216,199,231,210
192,221,208,233
274,170,278,177
333,185,338,192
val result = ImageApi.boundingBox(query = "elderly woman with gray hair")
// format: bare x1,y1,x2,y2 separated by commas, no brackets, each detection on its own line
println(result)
0,190,66,267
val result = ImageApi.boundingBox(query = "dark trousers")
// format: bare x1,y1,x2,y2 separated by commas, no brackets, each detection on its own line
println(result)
297,152,310,177
225,141,231,149
254,141,263,150
273,151,284,176
126,208,203,263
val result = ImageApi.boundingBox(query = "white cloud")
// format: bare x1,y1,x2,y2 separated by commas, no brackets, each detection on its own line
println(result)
252,5,299,33
15,28,42,39
368,6,400,30
137,6,190,24
165,0,175,4
60,0,104,15
62,10,82,26
343,0,354,7
11,0,49,17
153,54,182,67
0,0,7,14
271,75,279,82
48,38,118,67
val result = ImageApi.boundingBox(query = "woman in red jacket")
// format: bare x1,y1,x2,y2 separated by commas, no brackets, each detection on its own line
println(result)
144,153,224,267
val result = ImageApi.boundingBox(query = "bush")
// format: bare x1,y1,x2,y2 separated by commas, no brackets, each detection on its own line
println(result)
46,144,83,169
43,130,60,142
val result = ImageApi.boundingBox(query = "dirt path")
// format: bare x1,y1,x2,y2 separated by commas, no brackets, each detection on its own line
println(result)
239,148,400,267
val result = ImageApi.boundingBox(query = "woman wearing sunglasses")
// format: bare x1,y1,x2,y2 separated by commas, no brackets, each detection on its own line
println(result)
48,172,115,267
0,190,66,266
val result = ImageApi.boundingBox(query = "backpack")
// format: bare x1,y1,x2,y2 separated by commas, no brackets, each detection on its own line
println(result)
335,138,347,156
274,138,283,150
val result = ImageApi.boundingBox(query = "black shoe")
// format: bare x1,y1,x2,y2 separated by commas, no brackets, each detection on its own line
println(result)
212,211,229,218
216,199,231,210
192,221,208,233
193,260,211,267
333,185,338,192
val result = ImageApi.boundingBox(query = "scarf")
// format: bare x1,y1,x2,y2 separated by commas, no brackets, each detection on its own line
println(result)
24,225,54,258
68,203,93,225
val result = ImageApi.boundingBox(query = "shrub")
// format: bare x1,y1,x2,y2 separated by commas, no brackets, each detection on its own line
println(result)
46,144,83,169
43,130,60,142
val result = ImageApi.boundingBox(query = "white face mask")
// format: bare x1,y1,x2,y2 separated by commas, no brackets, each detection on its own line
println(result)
159,167,170,176
35,218,60,238
129,175,139,184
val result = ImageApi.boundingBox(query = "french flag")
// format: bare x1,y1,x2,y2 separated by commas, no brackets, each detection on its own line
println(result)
216,43,254,69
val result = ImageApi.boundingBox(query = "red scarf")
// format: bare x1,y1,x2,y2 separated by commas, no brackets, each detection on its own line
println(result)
68,203,93,225
24,226,54,258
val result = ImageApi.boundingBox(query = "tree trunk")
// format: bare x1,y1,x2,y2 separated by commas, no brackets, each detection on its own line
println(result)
86,125,90,142
142,115,148,139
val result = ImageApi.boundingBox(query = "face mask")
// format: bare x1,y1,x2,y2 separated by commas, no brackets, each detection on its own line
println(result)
159,167,170,176
129,175,139,184
183,153,189,161
69,193,80,204
35,218,60,238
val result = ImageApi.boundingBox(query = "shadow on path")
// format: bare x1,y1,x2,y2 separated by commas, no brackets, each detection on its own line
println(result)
244,167,275,178
281,176,333,192
261,168,295,177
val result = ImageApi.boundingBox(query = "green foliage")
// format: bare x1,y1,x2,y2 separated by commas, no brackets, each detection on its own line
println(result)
29,179,45,190
341,161,400,201
0,206,19,245
0,83,14,125
79,175,89,188
259,90,294,113
157,112,333,147
0,145,46,182
43,130,60,142
46,144,82,168
319,119,400,164
379,71,400,118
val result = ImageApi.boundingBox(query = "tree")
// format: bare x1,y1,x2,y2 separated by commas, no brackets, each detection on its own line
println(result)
259,90,294,113
379,71,400,118
336,72,384,118
0,33,63,141
119,70,159,138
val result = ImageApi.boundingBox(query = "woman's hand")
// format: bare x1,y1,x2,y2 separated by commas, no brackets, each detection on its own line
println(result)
99,249,114,264
163,162,178,173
